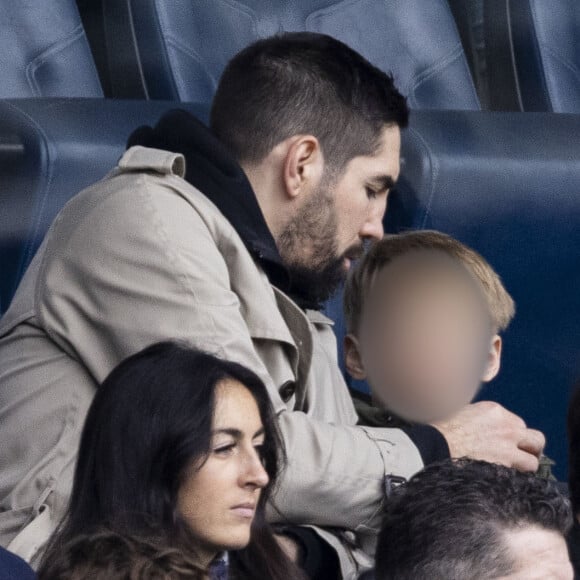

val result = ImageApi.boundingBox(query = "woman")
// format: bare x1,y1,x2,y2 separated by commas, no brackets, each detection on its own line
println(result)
38,341,306,579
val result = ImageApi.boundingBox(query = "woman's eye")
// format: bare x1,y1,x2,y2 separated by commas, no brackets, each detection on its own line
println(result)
214,443,235,455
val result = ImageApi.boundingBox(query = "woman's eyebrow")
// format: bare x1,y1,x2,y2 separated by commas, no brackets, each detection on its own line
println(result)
212,428,242,438
252,426,265,439
212,426,265,439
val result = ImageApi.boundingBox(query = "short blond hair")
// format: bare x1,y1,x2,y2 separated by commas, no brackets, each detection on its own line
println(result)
344,230,515,335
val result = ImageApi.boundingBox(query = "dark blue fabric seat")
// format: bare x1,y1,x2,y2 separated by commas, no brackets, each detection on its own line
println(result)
485,0,580,112
0,1,102,98
101,0,480,110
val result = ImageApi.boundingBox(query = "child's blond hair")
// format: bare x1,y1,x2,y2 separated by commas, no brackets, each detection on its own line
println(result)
344,230,515,335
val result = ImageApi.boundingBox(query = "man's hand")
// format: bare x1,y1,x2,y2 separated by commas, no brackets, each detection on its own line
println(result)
432,401,546,472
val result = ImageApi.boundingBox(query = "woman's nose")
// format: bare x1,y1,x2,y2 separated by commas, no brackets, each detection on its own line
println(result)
242,449,269,488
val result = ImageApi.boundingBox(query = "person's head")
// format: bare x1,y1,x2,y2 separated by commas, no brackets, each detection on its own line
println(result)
375,458,573,580
343,230,515,423
567,380,580,520
211,32,409,305
39,530,205,580
40,342,300,579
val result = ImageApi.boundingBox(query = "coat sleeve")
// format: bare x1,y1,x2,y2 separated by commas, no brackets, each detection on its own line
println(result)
273,412,423,531
38,174,424,537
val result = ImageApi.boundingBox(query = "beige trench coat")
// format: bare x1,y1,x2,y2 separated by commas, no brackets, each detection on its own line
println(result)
0,146,423,578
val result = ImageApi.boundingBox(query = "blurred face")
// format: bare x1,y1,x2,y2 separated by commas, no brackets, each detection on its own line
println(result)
498,526,573,580
277,125,400,303
176,380,269,566
356,251,493,423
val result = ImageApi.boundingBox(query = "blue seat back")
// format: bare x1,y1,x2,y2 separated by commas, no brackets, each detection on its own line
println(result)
0,1,103,98
485,0,580,112
103,0,479,109
513,0,580,112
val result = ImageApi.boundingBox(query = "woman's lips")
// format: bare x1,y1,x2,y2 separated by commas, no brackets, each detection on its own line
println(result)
231,504,256,519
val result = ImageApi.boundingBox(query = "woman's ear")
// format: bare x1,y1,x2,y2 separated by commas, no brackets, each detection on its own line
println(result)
482,335,502,382
282,135,324,200
344,334,367,380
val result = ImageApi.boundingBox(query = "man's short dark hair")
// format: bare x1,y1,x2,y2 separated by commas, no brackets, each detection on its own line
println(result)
375,458,572,580
210,32,409,173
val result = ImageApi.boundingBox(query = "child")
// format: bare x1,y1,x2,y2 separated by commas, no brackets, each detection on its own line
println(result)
343,230,515,426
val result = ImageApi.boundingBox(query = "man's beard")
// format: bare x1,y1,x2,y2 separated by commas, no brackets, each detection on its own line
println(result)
277,184,362,308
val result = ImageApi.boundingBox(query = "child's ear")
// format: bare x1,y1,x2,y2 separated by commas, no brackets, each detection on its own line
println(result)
482,335,502,382
344,334,367,380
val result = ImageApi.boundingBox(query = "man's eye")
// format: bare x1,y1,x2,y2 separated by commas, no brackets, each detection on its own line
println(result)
365,186,378,199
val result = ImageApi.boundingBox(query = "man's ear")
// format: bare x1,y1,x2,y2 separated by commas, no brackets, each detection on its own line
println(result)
482,335,502,382
283,135,324,199
344,334,367,380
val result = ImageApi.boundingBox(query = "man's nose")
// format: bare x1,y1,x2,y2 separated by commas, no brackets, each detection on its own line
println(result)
360,195,387,241
360,212,385,241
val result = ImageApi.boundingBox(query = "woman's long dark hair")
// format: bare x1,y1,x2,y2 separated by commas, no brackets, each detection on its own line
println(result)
39,341,305,580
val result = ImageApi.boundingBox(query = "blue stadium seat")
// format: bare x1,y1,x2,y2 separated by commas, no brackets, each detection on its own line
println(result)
0,99,209,314
0,1,103,98
100,0,480,109
485,0,580,112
